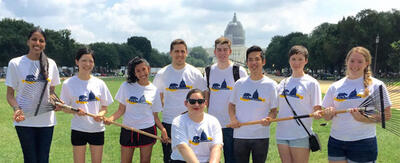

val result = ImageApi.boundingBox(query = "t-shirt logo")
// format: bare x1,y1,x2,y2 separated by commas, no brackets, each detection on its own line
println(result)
76,91,99,104
210,79,232,92
240,90,265,102
22,74,49,84
166,79,193,91
126,95,152,105
334,89,366,102
189,130,212,145
279,87,304,99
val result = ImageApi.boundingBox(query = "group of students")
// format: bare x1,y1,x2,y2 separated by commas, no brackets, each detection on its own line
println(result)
5,27,392,163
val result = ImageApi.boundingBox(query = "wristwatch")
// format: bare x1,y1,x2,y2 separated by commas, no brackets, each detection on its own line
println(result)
12,105,21,111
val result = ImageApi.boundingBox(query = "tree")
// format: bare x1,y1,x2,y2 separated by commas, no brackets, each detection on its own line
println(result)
127,36,151,61
89,42,120,72
187,46,211,67
0,18,34,66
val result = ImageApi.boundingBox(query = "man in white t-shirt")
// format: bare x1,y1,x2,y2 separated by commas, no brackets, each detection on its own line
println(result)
205,37,247,163
228,46,278,163
153,39,207,163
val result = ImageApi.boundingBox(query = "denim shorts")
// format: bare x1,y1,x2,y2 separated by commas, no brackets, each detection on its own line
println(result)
276,137,309,148
328,136,377,162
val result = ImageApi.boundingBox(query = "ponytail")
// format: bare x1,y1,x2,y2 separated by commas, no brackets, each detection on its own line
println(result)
39,52,49,81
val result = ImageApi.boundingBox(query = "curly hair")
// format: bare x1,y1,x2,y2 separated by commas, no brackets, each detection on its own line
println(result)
127,57,150,83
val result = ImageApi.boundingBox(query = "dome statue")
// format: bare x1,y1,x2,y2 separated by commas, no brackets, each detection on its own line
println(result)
224,13,245,45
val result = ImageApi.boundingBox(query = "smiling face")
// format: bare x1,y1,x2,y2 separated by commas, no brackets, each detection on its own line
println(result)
289,53,308,73
134,62,150,83
27,31,46,55
185,92,207,115
246,51,265,75
170,44,187,67
214,43,232,63
346,52,369,79
75,54,95,74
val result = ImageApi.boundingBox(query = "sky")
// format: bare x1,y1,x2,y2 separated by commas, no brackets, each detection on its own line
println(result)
0,0,399,52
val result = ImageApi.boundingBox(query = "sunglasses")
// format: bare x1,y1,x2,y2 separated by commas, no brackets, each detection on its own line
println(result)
187,98,206,105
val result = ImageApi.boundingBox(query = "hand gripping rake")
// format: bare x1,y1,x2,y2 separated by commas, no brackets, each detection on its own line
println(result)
49,94,170,142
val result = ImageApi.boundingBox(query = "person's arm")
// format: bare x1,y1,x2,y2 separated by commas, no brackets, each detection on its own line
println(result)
104,103,126,124
228,103,240,128
209,144,223,163
93,105,107,122
262,108,277,126
312,105,323,119
177,144,200,163
204,90,210,111
322,107,335,121
153,112,170,143
350,106,391,123
6,86,25,122
160,92,164,107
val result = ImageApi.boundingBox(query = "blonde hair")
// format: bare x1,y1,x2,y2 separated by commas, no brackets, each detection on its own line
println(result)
345,46,373,96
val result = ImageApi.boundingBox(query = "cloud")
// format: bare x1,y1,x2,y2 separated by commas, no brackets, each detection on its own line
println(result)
1,0,398,52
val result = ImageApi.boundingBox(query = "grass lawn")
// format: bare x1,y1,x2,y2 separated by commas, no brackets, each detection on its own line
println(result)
1,77,400,162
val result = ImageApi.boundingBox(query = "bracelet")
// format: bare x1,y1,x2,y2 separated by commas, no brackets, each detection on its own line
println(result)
12,106,21,111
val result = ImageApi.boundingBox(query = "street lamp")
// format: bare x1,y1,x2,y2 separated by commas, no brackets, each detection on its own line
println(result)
374,34,380,74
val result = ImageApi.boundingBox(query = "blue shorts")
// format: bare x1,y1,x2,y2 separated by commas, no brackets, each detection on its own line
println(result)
328,136,377,162
276,137,309,148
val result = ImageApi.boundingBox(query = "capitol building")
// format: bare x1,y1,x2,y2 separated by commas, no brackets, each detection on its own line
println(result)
207,13,247,65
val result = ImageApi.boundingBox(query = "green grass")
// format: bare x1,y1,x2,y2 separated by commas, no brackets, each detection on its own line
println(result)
1,77,400,162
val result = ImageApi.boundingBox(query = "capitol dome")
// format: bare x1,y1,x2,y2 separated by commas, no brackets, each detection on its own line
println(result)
224,13,245,45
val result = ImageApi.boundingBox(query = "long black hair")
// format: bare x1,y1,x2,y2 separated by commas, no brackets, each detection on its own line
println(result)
127,57,150,83
28,28,49,80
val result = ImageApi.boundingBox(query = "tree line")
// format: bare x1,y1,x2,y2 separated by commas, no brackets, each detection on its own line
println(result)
265,9,400,77
0,18,212,71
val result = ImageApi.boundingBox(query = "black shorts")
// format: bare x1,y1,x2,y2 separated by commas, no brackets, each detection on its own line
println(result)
120,125,157,148
71,130,104,146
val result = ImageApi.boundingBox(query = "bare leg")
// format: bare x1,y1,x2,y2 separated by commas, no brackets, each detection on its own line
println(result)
140,144,154,163
277,144,292,163
73,145,87,163
290,147,310,163
121,146,135,163
89,145,103,163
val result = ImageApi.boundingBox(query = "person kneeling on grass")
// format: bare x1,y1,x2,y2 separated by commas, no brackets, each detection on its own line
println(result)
104,57,169,163
170,89,223,163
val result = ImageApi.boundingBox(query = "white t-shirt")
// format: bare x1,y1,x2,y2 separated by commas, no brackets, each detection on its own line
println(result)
153,64,207,124
322,77,391,141
276,75,322,140
60,76,113,133
114,82,162,129
206,63,247,127
229,76,278,139
171,113,223,162
5,55,60,127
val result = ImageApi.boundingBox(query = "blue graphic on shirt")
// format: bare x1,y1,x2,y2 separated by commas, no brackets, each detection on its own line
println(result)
334,89,366,102
240,90,265,102
22,74,49,84
166,79,193,91
210,79,233,91
126,95,152,105
76,91,100,104
279,87,304,99
189,130,213,145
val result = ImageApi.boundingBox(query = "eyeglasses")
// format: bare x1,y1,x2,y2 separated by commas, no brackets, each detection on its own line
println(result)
187,98,205,105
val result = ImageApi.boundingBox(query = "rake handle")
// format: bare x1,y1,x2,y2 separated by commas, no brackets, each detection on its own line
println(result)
226,109,351,128
55,102,169,143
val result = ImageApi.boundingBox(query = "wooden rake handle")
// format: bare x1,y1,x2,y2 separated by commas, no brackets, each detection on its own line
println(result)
55,101,170,143
226,109,350,128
